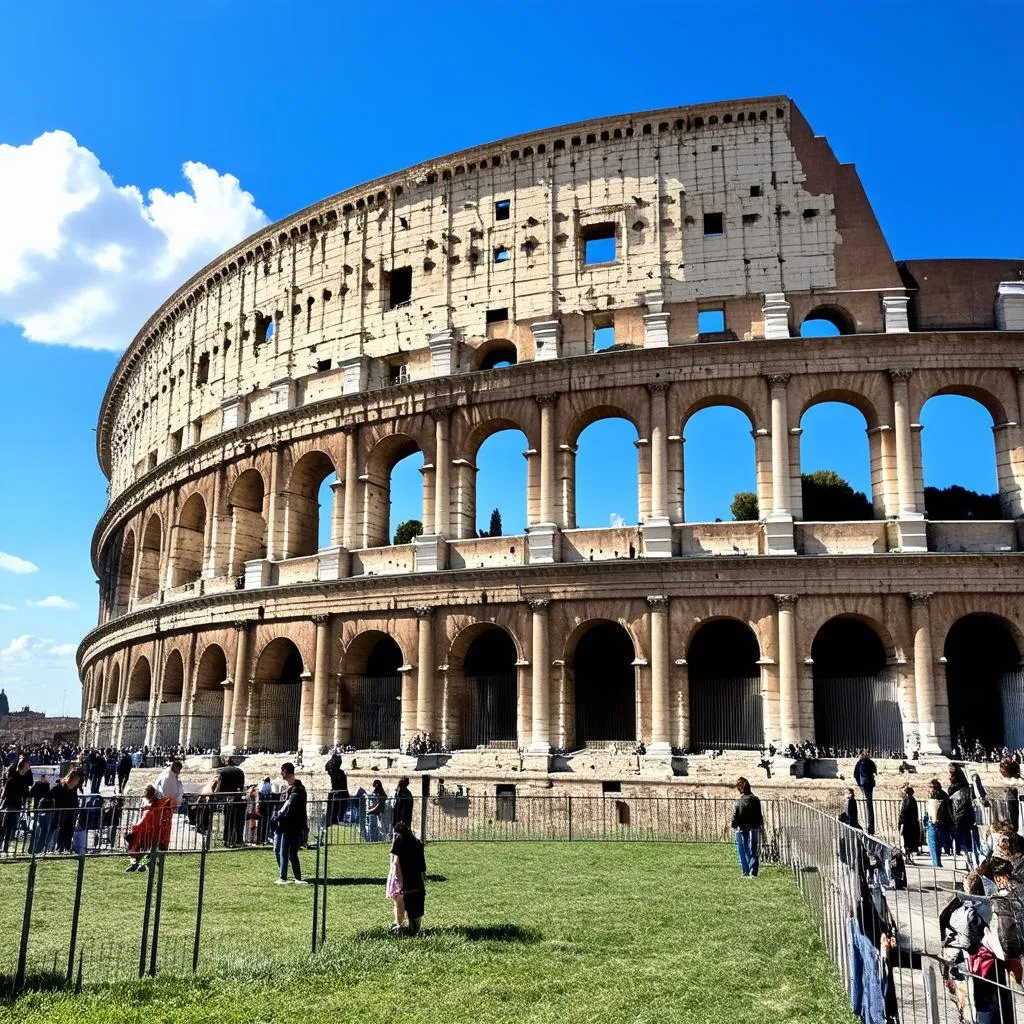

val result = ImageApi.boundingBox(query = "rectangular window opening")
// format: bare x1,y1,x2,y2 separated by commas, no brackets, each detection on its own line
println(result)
703,212,724,237
493,246,511,264
582,223,617,265
190,417,203,446
384,265,413,309
698,308,726,335
485,307,509,325
593,314,615,352
495,784,516,822
146,451,158,473
316,358,332,373
195,352,210,386
495,199,510,221
601,781,622,794
169,428,183,456
750,185,762,197
387,362,409,387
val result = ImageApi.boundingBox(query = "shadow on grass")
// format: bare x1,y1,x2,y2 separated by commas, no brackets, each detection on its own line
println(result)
325,874,447,886
0,968,68,1003
353,923,540,943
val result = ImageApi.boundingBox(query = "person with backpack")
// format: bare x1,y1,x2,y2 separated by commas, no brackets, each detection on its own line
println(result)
853,750,878,835
271,762,307,885
948,765,980,870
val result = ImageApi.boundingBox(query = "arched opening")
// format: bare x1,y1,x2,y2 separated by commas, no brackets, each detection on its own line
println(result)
920,394,1003,519
474,339,518,370
812,618,902,755
944,614,1022,750
226,470,266,576
191,645,227,750
115,531,135,616
347,633,403,749
156,650,183,747
169,493,207,587
457,628,518,748
364,435,423,547
102,663,120,745
136,515,162,599
251,638,304,752
317,473,340,551
574,415,639,529
687,620,763,750
122,656,152,747
571,621,636,748
682,405,756,522
473,428,528,537
284,451,336,557
800,306,854,337
799,402,875,519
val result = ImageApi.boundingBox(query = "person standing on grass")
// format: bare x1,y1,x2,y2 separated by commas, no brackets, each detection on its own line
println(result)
388,820,427,935
853,749,877,835
271,762,308,885
730,776,763,879
1,758,32,853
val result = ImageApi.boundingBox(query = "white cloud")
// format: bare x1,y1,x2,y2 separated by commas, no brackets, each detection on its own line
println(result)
0,634,75,663
609,512,626,528
0,604,15,612
0,551,38,574
26,595,78,609
0,131,269,351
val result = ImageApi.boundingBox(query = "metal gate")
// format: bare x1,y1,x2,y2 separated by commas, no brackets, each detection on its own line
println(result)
813,671,904,754
120,701,149,746
154,702,181,748
189,690,223,749
254,683,301,752
690,676,763,750
1001,670,1024,749
460,674,517,748
350,675,401,749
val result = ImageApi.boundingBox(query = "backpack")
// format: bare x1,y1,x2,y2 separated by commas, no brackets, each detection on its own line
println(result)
948,787,974,828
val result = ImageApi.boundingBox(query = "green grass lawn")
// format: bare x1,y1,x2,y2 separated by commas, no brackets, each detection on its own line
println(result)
0,842,856,1024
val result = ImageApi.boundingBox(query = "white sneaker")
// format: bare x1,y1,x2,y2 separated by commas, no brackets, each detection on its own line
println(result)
274,878,289,886
291,879,308,885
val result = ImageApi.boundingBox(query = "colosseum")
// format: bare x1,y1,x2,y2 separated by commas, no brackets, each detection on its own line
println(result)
77,96,1024,786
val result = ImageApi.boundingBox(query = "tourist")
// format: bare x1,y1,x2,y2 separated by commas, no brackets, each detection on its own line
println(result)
948,765,980,869
104,749,117,787
845,788,861,831
393,776,414,832
0,757,32,853
89,750,104,794
366,779,388,842
730,776,763,879
271,762,307,885
853,749,877,835
898,785,921,863
257,777,274,844
997,757,1021,832
324,750,349,825
389,820,427,935
244,785,260,845
116,750,133,794
125,784,173,872
213,758,246,847
154,759,185,810
39,769,82,854
924,778,951,868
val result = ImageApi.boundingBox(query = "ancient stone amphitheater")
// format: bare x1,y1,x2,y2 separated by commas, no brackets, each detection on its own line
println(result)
78,97,1024,783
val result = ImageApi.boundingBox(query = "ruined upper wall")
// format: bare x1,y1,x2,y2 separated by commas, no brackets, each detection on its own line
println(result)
97,97,905,496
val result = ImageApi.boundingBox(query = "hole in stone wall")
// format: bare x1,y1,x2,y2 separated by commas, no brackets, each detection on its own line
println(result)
703,212,724,236
495,199,510,221
582,223,616,265
384,265,413,309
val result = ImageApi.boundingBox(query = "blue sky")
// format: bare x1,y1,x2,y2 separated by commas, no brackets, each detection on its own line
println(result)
0,0,1020,714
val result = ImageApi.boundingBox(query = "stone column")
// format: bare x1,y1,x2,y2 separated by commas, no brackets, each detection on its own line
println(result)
643,384,672,556
528,598,551,754
265,442,283,560
432,407,451,536
329,481,345,547
642,292,670,348
909,592,940,753
530,394,559,563
761,293,791,339
204,465,225,577
219,680,234,750
228,621,251,750
774,594,799,747
673,660,689,751
342,426,359,550
415,606,435,736
765,375,796,554
668,435,683,523
557,444,577,529
647,596,670,752
890,370,927,552
310,614,332,752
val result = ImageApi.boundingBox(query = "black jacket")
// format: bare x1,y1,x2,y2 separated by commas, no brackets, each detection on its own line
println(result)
730,793,763,829
275,780,308,836
393,785,414,828
325,756,348,795
1,768,32,810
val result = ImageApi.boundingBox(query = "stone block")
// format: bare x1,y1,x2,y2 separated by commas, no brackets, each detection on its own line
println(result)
531,320,560,361
527,522,560,564
892,516,928,554
428,330,459,377
317,546,351,580
340,354,369,395
996,281,1024,330
641,516,673,557
220,396,247,430
414,533,449,572
763,515,796,555
761,292,791,339
882,295,910,333
243,558,273,589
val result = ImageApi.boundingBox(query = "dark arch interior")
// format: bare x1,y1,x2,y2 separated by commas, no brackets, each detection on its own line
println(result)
461,629,517,748
573,622,635,747
945,614,1020,750
812,618,901,755
352,635,403,749
479,343,517,370
688,620,762,750
254,641,303,751
191,646,226,750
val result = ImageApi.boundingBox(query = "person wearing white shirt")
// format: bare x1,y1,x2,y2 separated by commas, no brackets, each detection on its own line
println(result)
154,760,185,808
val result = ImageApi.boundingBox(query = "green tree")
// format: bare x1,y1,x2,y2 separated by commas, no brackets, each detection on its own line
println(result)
487,507,503,537
924,484,1001,519
800,470,872,521
394,519,423,545
730,492,759,521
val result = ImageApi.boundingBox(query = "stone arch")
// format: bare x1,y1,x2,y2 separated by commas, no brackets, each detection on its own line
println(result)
457,418,532,540
102,662,121,745
944,613,1024,751
445,623,520,748
363,433,423,547
565,403,640,449
344,631,404,749
284,450,337,557
569,407,641,529
565,619,638,749
800,305,856,336
251,637,304,752
191,643,227,749
681,400,758,523
687,619,763,750
156,649,184,747
226,469,266,576
136,514,162,600
122,655,152,746
472,338,518,370
811,616,903,755
169,492,207,587
115,530,136,616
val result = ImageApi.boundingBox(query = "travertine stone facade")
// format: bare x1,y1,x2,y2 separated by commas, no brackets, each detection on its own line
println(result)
79,98,1024,770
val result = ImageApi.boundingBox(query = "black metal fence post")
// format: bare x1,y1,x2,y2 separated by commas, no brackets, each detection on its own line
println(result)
192,829,209,974
420,774,430,843
148,852,167,977
567,795,573,842
311,832,322,955
138,839,157,978
320,816,328,948
66,853,86,985
14,855,37,995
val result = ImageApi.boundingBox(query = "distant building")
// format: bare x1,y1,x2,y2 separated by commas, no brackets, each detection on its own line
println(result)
0,688,9,716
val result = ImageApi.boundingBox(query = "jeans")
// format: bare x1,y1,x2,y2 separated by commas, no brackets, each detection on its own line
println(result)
858,784,875,835
274,831,302,880
0,809,18,853
735,828,761,877
951,825,979,870
926,822,948,867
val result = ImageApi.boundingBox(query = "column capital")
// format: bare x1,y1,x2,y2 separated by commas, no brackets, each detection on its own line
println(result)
888,368,914,382
773,593,799,608
413,605,434,620
233,619,252,632
1014,367,1024,380
429,405,453,422
765,373,791,389
908,591,933,605
268,440,283,453
526,597,551,612
312,613,331,626
534,392,559,407
220,678,234,690
646,595,670,610
646,381,671,395
341,423,359,437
